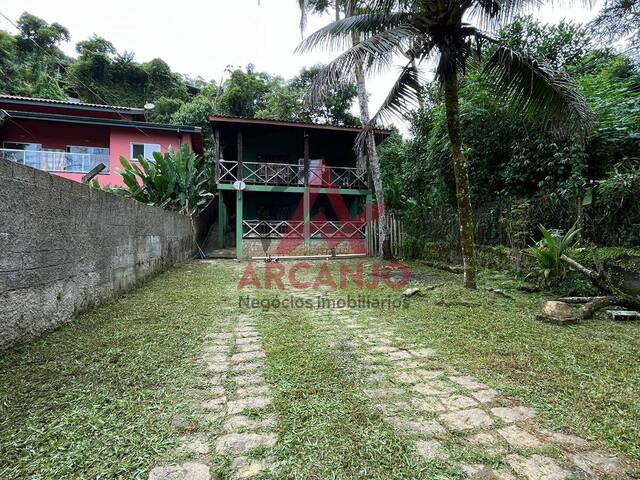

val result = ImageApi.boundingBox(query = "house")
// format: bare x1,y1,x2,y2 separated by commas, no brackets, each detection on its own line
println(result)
210,115,390,259
0,95,203,187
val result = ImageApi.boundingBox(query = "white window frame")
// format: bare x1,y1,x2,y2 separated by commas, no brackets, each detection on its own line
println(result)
130,143,161,161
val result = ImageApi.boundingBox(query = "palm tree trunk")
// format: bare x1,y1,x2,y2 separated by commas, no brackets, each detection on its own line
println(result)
355,68,392,259
347,1,392,259
443,70,476,288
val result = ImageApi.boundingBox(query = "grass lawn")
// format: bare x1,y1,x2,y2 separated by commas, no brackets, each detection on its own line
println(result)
0,263,237,479
1,259,638,479
337,261,640,461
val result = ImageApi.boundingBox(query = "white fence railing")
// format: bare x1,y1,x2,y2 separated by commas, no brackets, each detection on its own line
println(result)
242,220,366,239
0,148,109,173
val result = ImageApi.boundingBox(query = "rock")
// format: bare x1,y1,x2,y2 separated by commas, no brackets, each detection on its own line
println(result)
148,462,210,480
177,435,210,455
416,439,449,460
491,406,536,423
471,389,500,404
569,451,627,476
506,454,571,480
438,408,494,430
214,432,277,454
403,287,421,298
543,301,575,319
449,376,488,391
227,396,272,414
497,425,542,449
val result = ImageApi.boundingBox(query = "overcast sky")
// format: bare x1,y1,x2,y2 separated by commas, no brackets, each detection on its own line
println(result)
0,0,602,132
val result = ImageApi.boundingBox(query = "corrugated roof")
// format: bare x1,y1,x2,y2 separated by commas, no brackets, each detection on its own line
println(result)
209,114,392,135
0,94,146,114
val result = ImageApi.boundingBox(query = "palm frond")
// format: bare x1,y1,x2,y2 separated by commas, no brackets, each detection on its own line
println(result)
355,60,423,151
296,12,413,54
304,26,419,104
375,61,423,122
469,0,593,31
483,46,595,137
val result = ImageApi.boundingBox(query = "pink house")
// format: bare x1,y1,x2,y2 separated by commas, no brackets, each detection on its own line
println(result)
0,95,203,187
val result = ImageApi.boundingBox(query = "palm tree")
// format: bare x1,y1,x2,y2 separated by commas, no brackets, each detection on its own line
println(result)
297,0,594,288
297,0,394,259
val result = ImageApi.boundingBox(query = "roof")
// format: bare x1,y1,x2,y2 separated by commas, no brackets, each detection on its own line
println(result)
0,94,146,115
4,109,202,134
209,114,392,135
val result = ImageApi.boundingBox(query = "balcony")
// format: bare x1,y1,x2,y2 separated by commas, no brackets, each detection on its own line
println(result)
218,159,368,189
242,220,366,239
0,148,109,174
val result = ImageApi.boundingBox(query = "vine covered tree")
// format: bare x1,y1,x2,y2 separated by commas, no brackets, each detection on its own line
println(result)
298,0,594,288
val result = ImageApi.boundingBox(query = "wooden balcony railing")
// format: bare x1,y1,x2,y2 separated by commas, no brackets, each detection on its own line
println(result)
242,220,366,239
218,159,367,189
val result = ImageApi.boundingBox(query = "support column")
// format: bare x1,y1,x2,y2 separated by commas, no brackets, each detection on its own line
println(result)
214,126,220,182
218,192,226,248
303,131,310,249
237,130,243,182
365,192,373,256
236,189,243,259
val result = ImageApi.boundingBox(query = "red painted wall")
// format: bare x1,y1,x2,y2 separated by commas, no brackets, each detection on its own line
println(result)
1,119,198,187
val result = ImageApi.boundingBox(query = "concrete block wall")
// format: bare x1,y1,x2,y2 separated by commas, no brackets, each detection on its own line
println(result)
0,159,195,350
242,238,367,258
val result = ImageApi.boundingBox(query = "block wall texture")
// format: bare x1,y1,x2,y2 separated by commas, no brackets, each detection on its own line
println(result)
242,238,366,258
0,159,195,350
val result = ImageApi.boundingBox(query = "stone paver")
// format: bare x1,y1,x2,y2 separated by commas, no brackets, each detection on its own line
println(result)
439,408,495,430
569,451,627,477
148,463,210,480
150,309,278,480
491,406,536,423
416,439,449,460
152,261,637,480
497,425,542,449
215,432,277,455
506,454,571,480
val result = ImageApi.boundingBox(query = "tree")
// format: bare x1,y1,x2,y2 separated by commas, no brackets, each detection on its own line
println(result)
297,0,393,259
75,35,116,56
298,0,594,288
15,12,69,55
590,0,640,47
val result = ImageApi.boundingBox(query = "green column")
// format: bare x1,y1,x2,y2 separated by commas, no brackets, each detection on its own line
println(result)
366,192,374,256
217,192,226,248
236,189,243,259
303,131,310,249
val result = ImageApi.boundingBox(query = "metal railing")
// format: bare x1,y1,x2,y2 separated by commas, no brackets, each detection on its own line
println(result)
219,159,367,188
0,148,109,174
242,220,365,239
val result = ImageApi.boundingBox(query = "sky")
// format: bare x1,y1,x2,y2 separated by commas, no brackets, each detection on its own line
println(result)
0,0,603,132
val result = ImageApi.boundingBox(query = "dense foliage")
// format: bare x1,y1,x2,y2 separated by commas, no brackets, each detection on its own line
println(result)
0,12,359,157
381,16,640,251
94,145,214,217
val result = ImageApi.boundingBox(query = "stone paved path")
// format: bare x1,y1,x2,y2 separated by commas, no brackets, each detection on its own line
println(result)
149,312,279,480
148,261,638,479
298,287,637,480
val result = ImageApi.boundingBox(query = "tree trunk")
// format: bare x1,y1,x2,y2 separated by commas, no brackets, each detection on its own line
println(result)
347,1,392,259
443,70,476,289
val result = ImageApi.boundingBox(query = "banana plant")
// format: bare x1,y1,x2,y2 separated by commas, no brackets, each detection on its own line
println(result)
93,144,213,217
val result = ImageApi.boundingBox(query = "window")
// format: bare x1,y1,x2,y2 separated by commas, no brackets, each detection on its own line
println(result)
131,143,161,161
66,146,110,173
